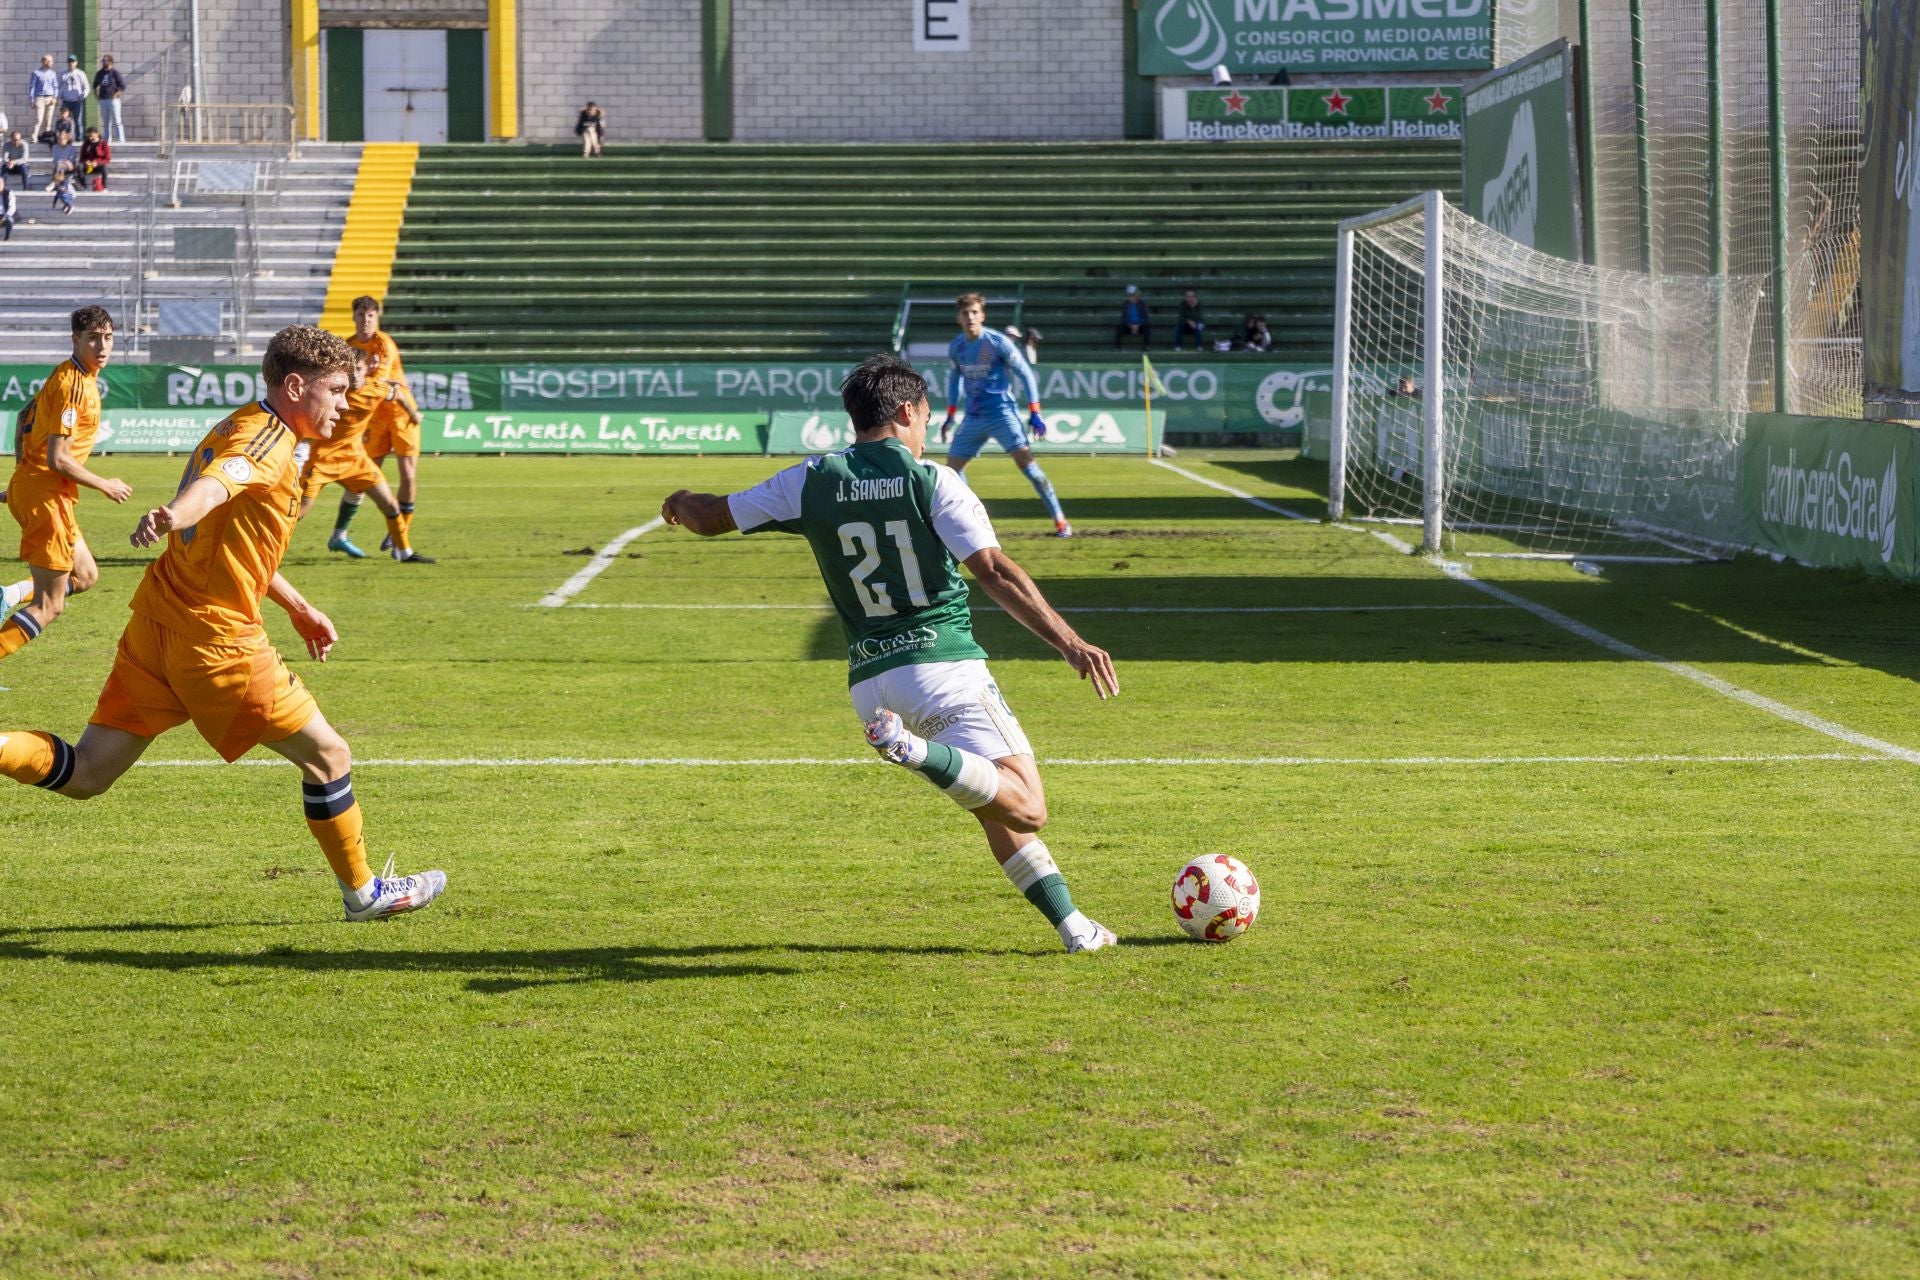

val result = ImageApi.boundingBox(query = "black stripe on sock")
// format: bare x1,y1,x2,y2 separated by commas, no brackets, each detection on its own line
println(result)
11,611,41,639
301,772,356,820
398,502,415,515
35,736,74,790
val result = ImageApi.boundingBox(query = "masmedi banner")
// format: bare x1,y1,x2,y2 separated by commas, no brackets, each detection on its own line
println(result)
1861,0,1920,417
1138,0,1492,77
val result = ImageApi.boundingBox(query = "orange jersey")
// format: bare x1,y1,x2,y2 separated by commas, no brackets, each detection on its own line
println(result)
12,358,102,485
348,330,407,394
131,402,310,641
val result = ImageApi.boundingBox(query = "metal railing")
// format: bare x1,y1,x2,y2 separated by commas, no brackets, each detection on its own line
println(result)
163,102,298,158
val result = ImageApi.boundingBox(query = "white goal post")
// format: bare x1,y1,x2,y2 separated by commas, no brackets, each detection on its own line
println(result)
1330,191,1760,560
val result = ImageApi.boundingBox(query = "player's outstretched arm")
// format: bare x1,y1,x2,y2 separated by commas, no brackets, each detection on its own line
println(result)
661,489,739,538
963,546,1118,699
267,573,338,661
131,474,231,547
46,434,131,503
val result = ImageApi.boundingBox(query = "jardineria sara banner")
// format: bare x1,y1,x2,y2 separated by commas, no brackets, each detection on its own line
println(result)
1138,0,1492,76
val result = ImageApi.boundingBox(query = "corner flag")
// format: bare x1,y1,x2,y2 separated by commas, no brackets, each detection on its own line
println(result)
1142,356,1169,457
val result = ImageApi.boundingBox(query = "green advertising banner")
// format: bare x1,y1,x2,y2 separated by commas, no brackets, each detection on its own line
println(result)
99,409,232,452
1741,413,1919,578
134,363,500,411
1462,41,1583,262
1139,0,1491,76
0,364,134,412
1861,0,1920,417
1162,83,1461,141
766,410,1161,455
423,411,769,454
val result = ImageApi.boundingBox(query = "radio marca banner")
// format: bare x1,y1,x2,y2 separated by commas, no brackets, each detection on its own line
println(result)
1461,41,1584,262
1162,83,1461,142
1139,0,1491,76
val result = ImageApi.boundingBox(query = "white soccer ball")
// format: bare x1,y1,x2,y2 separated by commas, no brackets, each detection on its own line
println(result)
1171,854,1260,942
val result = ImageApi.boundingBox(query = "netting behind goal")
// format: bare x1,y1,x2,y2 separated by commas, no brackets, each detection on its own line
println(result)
1332,194,1759,559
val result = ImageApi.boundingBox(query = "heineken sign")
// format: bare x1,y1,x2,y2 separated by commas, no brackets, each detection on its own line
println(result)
1162,83,1460,141
1139,0,1491,76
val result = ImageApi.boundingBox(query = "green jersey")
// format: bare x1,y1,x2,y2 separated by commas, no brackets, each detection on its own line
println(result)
729,438,999,683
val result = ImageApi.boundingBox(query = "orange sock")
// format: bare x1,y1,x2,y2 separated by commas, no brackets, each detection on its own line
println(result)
0,729,72,788
399,510,415,539
383,514,411,555
303,774,373,889
0,612,43,660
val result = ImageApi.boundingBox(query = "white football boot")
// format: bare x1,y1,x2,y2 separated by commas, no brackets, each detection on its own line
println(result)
1061,912,1118,953
344,856,448,922
863,708,918,766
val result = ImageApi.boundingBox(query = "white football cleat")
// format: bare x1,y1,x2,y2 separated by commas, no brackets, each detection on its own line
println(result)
344,858,447,922
1063,917,1118,953
864,708,915,765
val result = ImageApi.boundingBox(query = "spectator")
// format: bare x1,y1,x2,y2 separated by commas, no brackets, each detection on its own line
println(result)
1004,323,1041,366
57,56,88,125
1114,283,1150,351
1391,375,1420,398
2,131,28,188
80,126,109,190
0,182,15,241
93,55,126,143
1174,288,1206,351
575,101,605,158
28,55,58,141
48,130,77,187
1234,313,1272,353
52,103,77,144
51,162,75,215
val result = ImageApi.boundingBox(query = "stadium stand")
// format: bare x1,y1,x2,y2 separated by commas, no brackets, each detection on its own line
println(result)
0,143,357,362
381,140,1461,363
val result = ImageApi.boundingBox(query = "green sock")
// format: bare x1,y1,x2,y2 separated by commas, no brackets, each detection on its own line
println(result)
917,740,963,787
1003,841,1075,926
334,498,360,535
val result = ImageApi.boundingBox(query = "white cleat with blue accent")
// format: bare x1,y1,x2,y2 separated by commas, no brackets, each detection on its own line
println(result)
344,857,447,922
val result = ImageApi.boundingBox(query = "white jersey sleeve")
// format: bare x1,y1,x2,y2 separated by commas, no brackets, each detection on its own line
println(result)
727,461,808,533
929,463,999,561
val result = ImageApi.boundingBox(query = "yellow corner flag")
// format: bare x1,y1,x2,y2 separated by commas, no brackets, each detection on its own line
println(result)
1142,356,1168,457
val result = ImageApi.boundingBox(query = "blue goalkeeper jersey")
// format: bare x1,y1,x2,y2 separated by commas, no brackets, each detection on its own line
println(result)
947,329,1039,416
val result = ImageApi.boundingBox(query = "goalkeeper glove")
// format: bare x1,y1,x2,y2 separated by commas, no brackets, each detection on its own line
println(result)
940,408,956,443
1028,407,1048,439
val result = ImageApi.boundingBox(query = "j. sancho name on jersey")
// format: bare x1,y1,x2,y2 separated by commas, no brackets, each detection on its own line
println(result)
837,476,907,503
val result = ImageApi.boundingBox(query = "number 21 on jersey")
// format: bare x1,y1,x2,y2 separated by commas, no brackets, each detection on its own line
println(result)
839,520,930,617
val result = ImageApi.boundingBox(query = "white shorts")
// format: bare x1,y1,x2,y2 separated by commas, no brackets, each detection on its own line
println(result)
849,659,1033,761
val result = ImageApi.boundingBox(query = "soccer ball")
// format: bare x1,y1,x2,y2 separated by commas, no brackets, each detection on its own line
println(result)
1171,854,1260,942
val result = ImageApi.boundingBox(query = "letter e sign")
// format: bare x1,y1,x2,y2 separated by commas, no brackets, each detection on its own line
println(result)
913,0,971,52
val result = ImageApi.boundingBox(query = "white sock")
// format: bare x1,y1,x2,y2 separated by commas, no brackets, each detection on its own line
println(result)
341,878,378,908
1056,910,1095,948
2,579,29,610
941,747,1000,810
1001,840,1060,893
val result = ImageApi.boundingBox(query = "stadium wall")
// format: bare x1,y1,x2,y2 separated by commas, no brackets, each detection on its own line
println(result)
519,0,703,142
731,0,1123,142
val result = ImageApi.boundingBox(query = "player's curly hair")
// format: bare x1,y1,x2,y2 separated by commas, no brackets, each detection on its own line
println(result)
955,292,986,311
841,354,928,434
69,305,113,334
262,325,354,387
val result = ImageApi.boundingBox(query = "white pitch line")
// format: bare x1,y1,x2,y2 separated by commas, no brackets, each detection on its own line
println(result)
1148,458,1320,522
554,602,1511,615
129,752,1890,770
536,516,665,607
1154,463,1920,766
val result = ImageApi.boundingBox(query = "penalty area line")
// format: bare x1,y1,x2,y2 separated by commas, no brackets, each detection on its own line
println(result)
548,602,1513,615
536,516,666,607
130,752,1892,770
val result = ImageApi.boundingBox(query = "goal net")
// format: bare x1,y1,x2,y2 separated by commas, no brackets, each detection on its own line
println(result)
1331,192,1761,559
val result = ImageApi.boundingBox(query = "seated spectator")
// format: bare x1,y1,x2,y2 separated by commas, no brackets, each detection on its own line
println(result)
79,126,108,189
1234,313,1272,353
576,102,606,158
1004,323,1040,366
51,162,74,214
1114,284,1150,351
1390,375,1420,399
0,182,16,241
2,131,27,188
47,129,76,186
1174,288,1206,351
51,104,77,145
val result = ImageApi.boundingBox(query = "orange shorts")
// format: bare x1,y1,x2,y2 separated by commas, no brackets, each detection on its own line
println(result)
363,400,421,459
300,445,385,504
8,476,80,573
91,615,319,762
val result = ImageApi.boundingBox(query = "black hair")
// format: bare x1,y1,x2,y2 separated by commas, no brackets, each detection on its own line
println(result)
70,304,113,335
840,354,929,433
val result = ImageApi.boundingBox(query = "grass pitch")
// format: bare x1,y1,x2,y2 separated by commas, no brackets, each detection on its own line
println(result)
2,452,1917,1278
